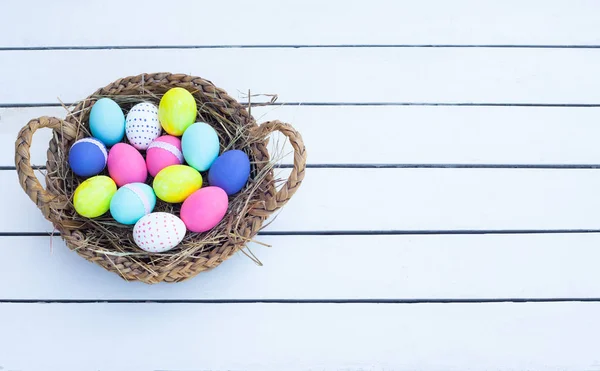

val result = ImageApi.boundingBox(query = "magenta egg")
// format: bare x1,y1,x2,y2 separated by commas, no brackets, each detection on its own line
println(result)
180,186,228,233
146,135,183,177
107,143,147,186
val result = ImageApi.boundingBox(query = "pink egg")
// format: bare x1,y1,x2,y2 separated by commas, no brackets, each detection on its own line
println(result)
146,135,183,177
107,143,147,186
180,186,228,233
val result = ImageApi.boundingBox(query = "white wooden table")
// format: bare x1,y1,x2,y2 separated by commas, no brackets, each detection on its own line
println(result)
2,1,600,369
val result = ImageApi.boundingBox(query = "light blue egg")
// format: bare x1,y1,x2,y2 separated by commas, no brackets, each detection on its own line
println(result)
181,122,220,171
89,98,126,146
110,183,156,225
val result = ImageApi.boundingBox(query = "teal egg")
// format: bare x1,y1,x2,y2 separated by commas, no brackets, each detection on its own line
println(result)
110,183,156,225
90,98,125,146
181,122,219,171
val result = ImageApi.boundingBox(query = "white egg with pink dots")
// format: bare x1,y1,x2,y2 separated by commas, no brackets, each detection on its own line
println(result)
133,212,186,253
125,102,162,150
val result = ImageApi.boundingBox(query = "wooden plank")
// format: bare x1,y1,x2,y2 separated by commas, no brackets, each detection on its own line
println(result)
0,302,598,370
2,234,600,300
2,0,599,47
6,168,600,233
5,105,600,167
1,48,600,104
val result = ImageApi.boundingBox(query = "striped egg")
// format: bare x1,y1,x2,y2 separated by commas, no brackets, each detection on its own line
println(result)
110,183,156,225
133,212,186,253
125,102,162,150
68,137,108,177
146,135,183,177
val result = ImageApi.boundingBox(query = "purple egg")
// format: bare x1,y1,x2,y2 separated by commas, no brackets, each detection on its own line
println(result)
208,150,251,195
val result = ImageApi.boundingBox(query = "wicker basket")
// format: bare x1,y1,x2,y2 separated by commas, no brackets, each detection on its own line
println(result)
14,73,306,284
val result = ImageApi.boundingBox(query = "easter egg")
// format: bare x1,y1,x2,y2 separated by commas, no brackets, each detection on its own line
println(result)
153,165,202,203
68,137,108,177
146,135,183,177
125,102,161,150
181,122,220,171
107,143,147,186
109,183,156,225
133,212,186,253
89,98,125,146
180,187,228,233
158,87,197,136
73,175,117,218
208,150,251,195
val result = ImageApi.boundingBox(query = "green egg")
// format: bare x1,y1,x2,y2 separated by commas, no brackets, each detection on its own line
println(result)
73,175,117,218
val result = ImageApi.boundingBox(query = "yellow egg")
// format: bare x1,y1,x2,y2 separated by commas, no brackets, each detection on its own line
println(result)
153,165,202,203
158,87,197,136
73,175,117,218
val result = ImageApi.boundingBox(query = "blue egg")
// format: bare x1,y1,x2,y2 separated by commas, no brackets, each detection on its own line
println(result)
68,138,108,177
110,183,156,225
181,122,219,171
89,98,125,146
208,150,251,195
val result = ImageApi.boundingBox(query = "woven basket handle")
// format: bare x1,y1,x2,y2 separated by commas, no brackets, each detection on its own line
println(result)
252,120,307,213
15,116,69,219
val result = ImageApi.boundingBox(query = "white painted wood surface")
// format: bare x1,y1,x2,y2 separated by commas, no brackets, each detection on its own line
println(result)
2,234,600,300
7,168,600,232
2,0,599,46
0,303,600,371
2,48,600,104
2,1,600,370
5,106,600,166
1,302,600,371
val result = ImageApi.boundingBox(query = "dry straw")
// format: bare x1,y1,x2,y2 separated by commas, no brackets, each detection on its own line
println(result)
14,73,306,284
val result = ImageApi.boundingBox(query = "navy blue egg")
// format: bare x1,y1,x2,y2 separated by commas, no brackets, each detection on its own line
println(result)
68,138,108,177
208,150,250,195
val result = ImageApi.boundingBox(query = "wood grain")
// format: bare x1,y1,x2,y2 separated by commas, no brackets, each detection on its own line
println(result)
2,0,599,46
5,168,600,232
2,234,600,300
3,2,600,368
4,105,600,167
0,302,599,370
1,48,600,104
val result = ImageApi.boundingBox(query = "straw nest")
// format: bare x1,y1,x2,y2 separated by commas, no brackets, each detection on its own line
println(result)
14,73,306,284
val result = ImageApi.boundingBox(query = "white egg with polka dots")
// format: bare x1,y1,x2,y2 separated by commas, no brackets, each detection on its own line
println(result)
125,102,162,150
133,212,186,253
